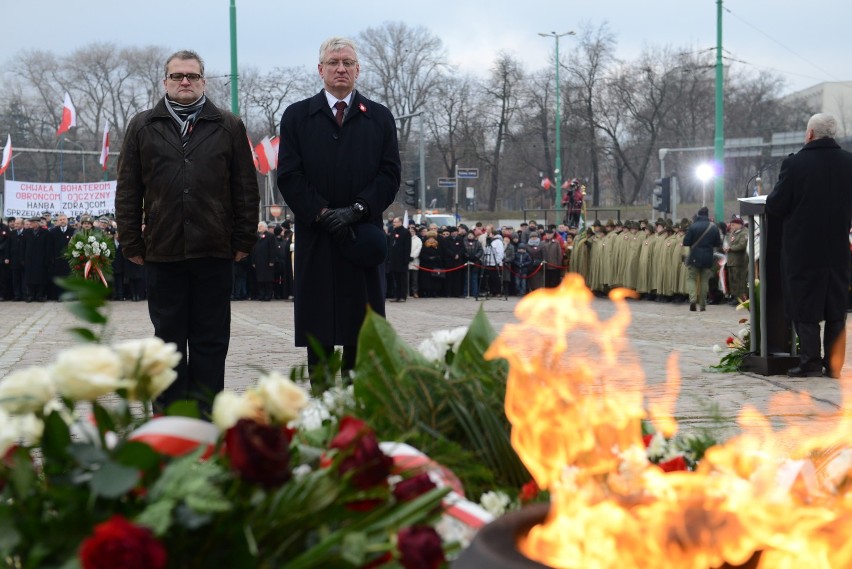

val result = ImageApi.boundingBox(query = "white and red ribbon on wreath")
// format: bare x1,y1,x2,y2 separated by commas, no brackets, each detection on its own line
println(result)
129,416,218,458
380,441,493,530
84,259,109,287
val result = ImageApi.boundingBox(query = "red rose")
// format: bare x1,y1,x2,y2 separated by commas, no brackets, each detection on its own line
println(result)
642,434,653,448
225,418,292,488
658,455,688,473
330,416,393,489
397,526,445,569
393,473,437,503
519,480,540,503
79,515,167,569
726,336,735,345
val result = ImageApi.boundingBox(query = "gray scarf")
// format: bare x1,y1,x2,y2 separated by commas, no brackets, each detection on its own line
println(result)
165,94,207,147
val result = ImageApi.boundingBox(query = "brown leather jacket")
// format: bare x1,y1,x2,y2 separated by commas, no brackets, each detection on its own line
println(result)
115,97,259,262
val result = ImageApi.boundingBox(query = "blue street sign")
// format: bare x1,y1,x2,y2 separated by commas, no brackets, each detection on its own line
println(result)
457,168,479,179
437,177,457,187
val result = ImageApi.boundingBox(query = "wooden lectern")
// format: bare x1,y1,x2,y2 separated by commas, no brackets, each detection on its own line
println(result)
738,197,799,375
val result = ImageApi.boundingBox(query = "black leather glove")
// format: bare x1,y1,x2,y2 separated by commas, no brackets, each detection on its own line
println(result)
318,207,359,243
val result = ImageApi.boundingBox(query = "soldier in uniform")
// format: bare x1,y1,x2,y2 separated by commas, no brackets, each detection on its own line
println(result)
725,216,748,305
649,219,670,301
635,220,655,299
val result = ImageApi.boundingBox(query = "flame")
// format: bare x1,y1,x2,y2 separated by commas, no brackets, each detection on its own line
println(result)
485,274,852,569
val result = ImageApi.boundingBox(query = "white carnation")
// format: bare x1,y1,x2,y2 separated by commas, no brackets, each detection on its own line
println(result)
257,372,309,423
88,235,97,243
417,338,446,362
479,491,511,517
103,249,111,258
0,366,56,414
712,344,724,354
297,398,332,431
645,432,668,461
75,242,84,250
51,345,126,400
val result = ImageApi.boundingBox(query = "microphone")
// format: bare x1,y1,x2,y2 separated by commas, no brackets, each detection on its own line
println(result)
743,155,788,198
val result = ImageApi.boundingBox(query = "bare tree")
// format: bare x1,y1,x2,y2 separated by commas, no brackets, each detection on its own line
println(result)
357,22,449,150
480,53,523,211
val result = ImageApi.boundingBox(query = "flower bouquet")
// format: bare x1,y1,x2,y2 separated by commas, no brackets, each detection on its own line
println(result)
64,229,116,286
0,279,450,569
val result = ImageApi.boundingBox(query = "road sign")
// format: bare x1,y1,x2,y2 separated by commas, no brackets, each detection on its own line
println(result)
457,168,479,179
437,177,457,187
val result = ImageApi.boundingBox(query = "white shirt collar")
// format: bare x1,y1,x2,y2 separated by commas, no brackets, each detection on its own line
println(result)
324,90,353,111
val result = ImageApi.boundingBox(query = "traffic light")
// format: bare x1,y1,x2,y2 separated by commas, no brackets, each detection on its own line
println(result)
652,177,671,213
404,179,419,207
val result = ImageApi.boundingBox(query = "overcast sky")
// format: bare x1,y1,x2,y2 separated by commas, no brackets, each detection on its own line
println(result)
3,0,848,98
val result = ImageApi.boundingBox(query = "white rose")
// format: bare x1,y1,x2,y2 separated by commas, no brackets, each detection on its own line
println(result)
211,390,266,431
113,338,182,400
51,345,126,400
0,367,56,414
0,410,44,454
257,372,308,423
75,242,84,250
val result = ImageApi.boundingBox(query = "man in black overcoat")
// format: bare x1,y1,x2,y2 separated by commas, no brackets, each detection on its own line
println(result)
22,216,52,302
47,213,75,300
766,113,852,378
387,216,411,302
277,36,400,374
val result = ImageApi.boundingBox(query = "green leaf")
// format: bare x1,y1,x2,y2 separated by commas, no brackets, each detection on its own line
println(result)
0,505,21,552
90,460,140,498
67,327,99,343
165,399,201,419
355,308,433,385
113,441,162,472
67,443,108,468
450,306,507,383
7,447,36,497
137,498,176,536
41,410,72,460
91,401,117,436
340,531,368,565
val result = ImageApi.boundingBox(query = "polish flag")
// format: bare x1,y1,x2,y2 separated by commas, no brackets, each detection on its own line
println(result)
541,177,553,190
254,135,279,175
98,122,110,170
247,133,259,170
0,135,11,176
56,92,77,136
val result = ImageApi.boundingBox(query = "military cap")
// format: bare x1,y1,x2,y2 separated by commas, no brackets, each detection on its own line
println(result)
730,215,744,225
655,218,666,227
605,218,615,227
592,219,602,228
79,214,94,224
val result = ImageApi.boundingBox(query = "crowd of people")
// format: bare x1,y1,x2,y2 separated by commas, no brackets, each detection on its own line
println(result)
0,213,296,304
388,209,749,309
0,207,751,311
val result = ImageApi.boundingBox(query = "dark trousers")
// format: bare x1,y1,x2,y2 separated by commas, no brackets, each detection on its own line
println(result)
392,271,407,300
795,318,847,375
146,258,232,415
11,268,24,300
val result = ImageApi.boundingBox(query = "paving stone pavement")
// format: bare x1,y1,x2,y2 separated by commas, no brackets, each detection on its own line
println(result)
0,293,847,446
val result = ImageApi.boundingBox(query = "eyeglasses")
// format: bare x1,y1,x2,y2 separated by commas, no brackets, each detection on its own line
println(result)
166,73,203,82
323,59,357,69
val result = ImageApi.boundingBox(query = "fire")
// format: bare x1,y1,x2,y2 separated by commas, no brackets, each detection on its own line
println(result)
485,274,852,569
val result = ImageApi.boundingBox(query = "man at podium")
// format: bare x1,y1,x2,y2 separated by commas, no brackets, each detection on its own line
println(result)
766,113,852,378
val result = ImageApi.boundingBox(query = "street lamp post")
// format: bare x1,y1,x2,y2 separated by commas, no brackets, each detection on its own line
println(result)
696,163,714,208
538,30,575,219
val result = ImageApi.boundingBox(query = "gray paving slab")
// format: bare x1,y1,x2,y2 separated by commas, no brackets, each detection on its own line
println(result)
0,291,847,445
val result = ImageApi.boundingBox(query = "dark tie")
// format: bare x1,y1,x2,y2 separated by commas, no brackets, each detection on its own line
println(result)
334,101,347,127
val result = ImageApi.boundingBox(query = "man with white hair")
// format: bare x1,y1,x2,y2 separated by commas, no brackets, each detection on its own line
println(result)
766,113,852,378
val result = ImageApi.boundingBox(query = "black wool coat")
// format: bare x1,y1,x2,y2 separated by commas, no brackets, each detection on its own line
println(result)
48,225,75,277
251,231,278,283
23,227,51,285
766,137,852,322
387,226,411,273
277,90,400,346
682,215,721,269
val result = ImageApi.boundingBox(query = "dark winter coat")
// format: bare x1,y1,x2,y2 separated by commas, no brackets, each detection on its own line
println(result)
22,227,51,285
252,231,278,283
115,97,259,262
48,225,75,278
682,214,722,269
766,137,852,322
387,225,412,273
277,90,400,346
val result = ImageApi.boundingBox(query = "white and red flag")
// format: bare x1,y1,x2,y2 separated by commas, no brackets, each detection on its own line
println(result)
541,177,553,190
247,133,259,170
98,122,110,171
0,135,11,176
254,135,279,175
56,92,77,136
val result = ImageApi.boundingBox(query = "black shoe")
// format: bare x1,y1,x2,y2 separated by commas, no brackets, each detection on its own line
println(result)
689,303,696,312
700,306,706,312
786,365,823,378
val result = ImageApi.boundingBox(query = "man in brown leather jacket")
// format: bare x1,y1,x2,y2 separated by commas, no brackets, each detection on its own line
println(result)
115,49,259,415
